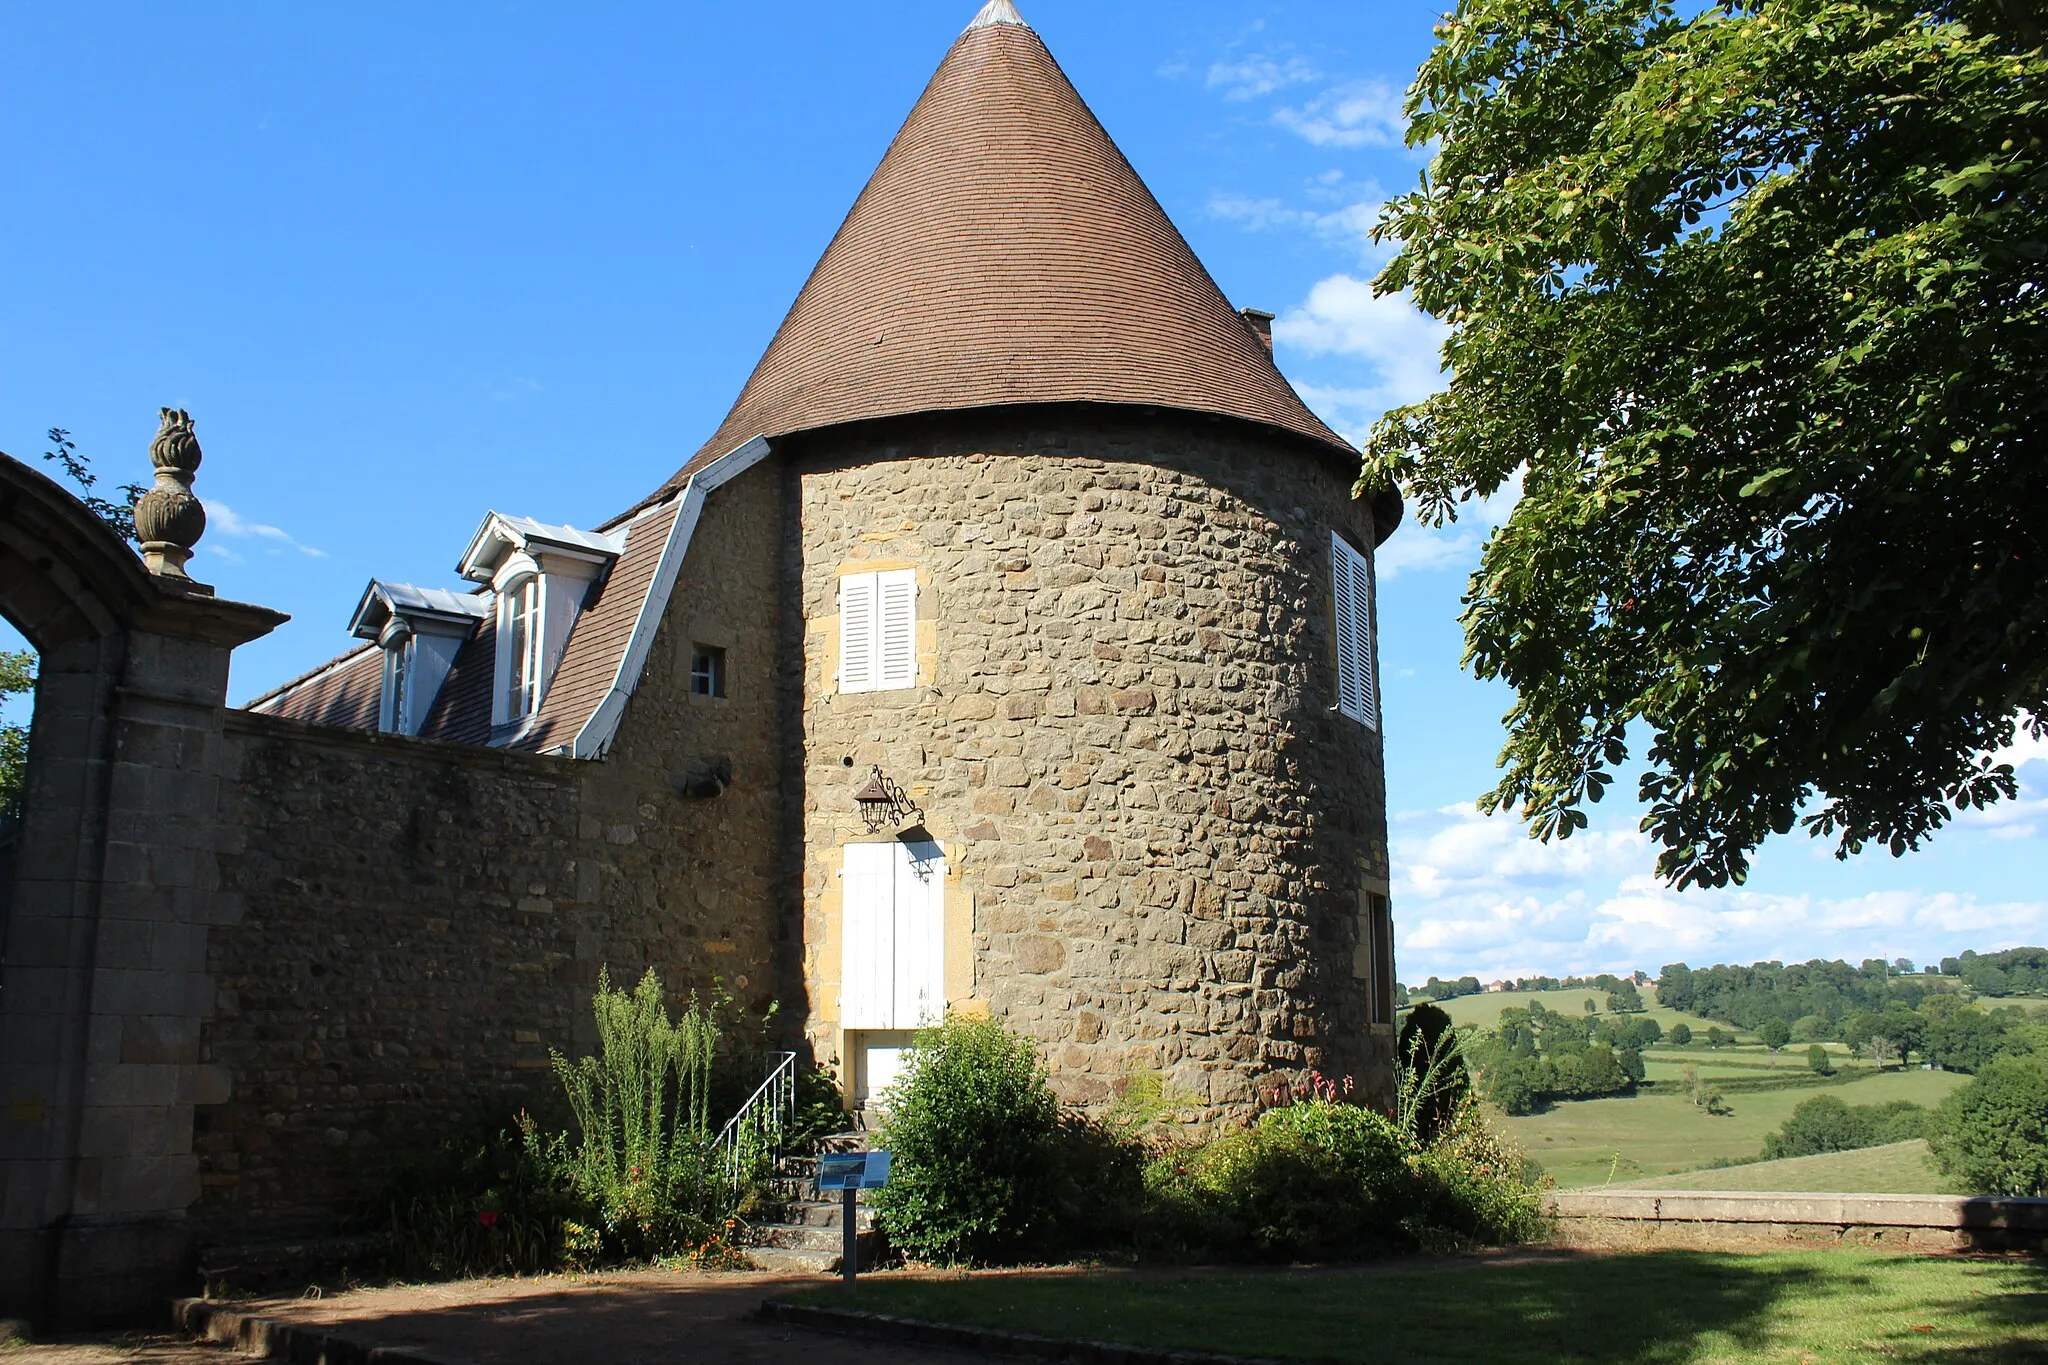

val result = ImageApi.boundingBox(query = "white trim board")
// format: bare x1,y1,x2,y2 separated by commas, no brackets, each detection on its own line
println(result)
570,435,773,759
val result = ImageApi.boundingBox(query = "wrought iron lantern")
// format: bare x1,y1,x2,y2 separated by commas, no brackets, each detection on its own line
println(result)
854,765,923,832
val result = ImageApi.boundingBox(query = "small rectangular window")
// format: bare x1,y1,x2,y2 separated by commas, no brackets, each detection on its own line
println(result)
1354,890,1395,1025
691,645,726,698
501,577,541,722
1330,532,1379,730
838,569,918,694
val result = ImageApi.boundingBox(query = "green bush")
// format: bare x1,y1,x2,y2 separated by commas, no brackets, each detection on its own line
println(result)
1669,1023,1692,1046
1402,1107,1548,1249
1929,1056,2048,1196
1807,1044,1834,1075
383,1114,578,1279
1761,1095,1928,1159
1397,1005,1470,1145
551,966,728,1261
871,1014,1065,1264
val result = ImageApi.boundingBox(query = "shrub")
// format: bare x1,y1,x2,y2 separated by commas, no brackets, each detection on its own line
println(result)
1808,1044,1834,1076
1669,1023,1692,1046
871,1014,1064,1264
1759,1017,1792,1051
382,1114,578,1279
1402,1104,1548,1249
1144,1124,1375,1261
1762,1095,1928,1159
1397,1004,1470,1145
1929,1056,2048,1196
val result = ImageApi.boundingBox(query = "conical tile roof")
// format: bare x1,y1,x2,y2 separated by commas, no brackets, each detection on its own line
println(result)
665,2,1353,489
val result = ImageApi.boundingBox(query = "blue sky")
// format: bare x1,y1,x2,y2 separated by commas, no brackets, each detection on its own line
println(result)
3,1,2040,981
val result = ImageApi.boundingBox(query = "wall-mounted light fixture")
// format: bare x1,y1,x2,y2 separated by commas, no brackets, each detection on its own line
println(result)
854,766,923,832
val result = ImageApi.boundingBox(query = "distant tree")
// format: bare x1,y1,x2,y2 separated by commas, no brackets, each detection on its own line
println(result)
0,651,33,817
1705,1027,1728,1049
1929,1057,2048,1196
1870,1036,1901,1070
1759,1017,1793,1052
1583,998,1598,1016
1808,1044,1834,1077
1657,965,1697,1013
1606,980,1645,1013
1455,975,1483,998
1669,1023,1692,1047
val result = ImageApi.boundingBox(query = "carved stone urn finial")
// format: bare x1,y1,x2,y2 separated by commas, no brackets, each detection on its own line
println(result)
136,407,208,581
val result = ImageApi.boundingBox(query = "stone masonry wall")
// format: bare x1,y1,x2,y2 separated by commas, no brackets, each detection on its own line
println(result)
197,466,788,1233
786,408,1395,1121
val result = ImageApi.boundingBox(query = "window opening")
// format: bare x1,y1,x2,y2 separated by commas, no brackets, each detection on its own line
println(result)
691,644,726,698
501,576,541,721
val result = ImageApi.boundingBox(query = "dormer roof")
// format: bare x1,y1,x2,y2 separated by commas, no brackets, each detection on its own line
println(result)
457,513,626,585
656,0,1352,498
348,580,488,642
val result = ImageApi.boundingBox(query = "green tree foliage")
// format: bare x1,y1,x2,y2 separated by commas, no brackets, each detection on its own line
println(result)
872,1014,1065,1264
1369,0,2048,889
1657,958,1928,1036
1952,946,2048,995
0,651,33,817
1399,1003,1473,1144
42,428,143,545
1606,979,1645,1013
1669,1022,1692,1046
1929,1056,2048,1195
1463,999,1650,1112
1759,1017,1793,1051
1808,1043,1834,1075
1761,1094,1929,1158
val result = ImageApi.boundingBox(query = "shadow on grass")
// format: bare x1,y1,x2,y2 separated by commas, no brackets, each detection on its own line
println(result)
790,1251,2048,1365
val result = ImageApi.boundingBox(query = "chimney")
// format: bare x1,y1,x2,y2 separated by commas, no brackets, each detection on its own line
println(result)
1239,308,1275,354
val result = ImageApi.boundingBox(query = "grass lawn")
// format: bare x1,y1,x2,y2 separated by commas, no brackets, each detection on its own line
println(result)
1606,1140,1948,1194
1433,986,1747,1047
799,1253,2048,1363
1501,1068,1968,1189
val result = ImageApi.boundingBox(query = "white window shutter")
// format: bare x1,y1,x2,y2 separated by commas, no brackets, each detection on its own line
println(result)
841,843,894,1027
1332,532,1379,730
876,570,917,691
839,573,877,694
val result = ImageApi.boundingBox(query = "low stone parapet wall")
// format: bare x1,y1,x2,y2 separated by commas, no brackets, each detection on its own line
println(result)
1548,1189,2048,1253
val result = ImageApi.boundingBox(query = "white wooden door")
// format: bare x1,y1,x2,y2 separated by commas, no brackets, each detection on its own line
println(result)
840,839,946,1030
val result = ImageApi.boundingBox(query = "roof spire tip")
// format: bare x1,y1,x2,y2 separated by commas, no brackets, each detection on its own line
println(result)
965,0,1028,31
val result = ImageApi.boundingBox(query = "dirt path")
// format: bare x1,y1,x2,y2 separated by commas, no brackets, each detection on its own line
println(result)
157,1269,985,1365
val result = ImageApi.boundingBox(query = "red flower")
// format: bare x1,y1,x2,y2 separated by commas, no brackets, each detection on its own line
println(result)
478,1210,500,1227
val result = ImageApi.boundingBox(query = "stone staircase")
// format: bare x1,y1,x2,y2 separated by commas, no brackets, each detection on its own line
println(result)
742,1132,879,1274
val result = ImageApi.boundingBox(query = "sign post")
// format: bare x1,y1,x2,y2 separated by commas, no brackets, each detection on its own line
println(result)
815,1150,891,1285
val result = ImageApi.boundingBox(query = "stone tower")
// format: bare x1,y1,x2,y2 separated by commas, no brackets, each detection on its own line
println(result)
672,0,1404,1117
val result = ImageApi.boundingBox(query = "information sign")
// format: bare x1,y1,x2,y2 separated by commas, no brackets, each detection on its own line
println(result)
816,1150,892,1190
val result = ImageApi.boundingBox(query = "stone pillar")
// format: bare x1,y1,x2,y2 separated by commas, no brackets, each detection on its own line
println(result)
0,420,283,1327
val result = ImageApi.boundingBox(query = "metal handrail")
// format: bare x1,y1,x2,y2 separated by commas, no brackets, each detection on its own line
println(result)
710,1050,798,1191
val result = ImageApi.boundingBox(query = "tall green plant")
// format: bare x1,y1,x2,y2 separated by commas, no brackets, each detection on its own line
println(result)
550,966,724,1257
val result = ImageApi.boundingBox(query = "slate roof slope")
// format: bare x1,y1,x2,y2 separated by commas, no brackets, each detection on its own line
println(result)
242,499,678,753
245,643,384,731
660,0,1352,495
507,500,679,755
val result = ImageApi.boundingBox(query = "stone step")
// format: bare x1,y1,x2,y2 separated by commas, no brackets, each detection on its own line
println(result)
756,1198,874,1230
744,1245,840,1275
745,1221,880,1264
195,1233,380,1293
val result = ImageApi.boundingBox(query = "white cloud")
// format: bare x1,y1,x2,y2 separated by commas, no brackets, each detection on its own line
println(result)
1206,54,1322,101
210,501,326,558
1273,81,1408,148
1277,274,1449,421
1391,803,2048,982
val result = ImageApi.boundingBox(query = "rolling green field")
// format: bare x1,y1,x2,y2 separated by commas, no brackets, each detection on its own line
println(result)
1605,1140,1946,1194
794,1254,2048,1363
1499,1068,1968,1189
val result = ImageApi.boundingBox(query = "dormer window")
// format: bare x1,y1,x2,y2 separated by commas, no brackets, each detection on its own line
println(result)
500,573,542,722
457,511,624,738
349,581,488,737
